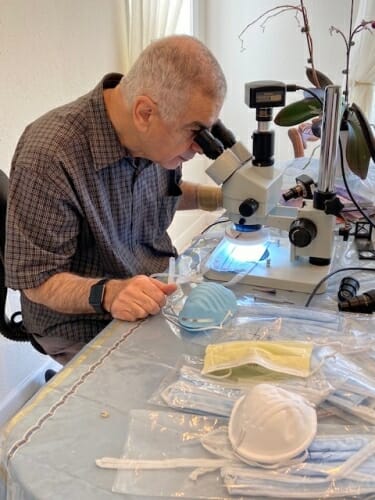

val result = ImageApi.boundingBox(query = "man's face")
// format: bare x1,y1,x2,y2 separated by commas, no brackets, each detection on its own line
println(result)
141,90,222,169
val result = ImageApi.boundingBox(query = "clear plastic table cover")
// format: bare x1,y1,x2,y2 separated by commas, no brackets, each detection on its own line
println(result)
1,159,375,500
109,320,375,498
2,301,375,500
112,409,375,498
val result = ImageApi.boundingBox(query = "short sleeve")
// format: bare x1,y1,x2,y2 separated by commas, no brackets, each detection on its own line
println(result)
5,162,81,289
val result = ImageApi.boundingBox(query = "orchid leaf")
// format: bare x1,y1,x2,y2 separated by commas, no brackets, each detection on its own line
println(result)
274,98,322,126
305,67,333,88
345,109,371,180
350,103,375,163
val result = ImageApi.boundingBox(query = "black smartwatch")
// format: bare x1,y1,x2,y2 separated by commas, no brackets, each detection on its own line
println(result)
89,278,109,314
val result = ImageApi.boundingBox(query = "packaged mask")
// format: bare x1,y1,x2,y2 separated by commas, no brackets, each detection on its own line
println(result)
156,361,332,418
228,383,317,466
178,282,237,332
202,340,313,378
202,426,372,466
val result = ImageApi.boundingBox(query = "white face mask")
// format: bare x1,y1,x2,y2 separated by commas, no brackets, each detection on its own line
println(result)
228,384,317,466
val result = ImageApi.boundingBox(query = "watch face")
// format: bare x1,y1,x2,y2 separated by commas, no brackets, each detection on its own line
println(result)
89,279,108,314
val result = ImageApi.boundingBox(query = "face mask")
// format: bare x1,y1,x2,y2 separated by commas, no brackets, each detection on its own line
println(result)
202,340,314,378
100,406,375,498
177,282,237,332
315,347,375,399
202,426,372,466
327,390,375,425
160,379,241,417
227,384,317,466
222,461,375,498
157,362,332,418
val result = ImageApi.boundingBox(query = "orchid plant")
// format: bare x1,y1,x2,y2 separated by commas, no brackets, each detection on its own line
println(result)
239,1,375,179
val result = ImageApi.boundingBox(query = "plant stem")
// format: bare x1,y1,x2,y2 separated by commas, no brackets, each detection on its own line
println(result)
300,0,319,87
345,0,355,103
238,4,303,51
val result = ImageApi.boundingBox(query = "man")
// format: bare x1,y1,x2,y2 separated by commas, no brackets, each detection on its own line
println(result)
5,35,226,364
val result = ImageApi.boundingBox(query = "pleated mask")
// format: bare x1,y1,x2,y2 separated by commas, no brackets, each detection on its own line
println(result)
202,340,314,378
178,282,237,332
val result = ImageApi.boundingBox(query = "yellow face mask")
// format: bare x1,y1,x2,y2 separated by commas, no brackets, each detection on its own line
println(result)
202,340,314,379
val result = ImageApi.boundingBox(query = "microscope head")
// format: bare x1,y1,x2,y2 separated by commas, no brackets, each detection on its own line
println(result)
194,116,283,231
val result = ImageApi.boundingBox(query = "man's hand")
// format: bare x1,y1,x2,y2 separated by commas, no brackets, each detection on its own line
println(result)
25,272,177,321
104,275,177,322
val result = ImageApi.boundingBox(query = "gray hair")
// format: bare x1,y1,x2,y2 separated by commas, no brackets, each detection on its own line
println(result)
120,35,227,123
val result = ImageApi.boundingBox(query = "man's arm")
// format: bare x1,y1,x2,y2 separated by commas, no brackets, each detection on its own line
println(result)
24,273,177,322
177,180,222,211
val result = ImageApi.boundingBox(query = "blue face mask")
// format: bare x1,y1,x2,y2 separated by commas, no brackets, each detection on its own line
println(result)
201,427,372,467
177,282,237,332
315,347,375,399
157,360,332,418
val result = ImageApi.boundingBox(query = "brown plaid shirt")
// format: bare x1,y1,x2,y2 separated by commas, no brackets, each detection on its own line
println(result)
5,74,182,343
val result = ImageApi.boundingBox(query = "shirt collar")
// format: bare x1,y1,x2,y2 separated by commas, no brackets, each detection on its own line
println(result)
88,73,132,171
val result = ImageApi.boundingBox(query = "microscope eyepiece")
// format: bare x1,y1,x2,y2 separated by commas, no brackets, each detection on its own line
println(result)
194,129,224,160
337,276,360,302
211,119,236,149
283,174,316,202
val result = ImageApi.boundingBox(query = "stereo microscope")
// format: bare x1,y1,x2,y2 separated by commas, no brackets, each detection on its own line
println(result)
195,82,343,293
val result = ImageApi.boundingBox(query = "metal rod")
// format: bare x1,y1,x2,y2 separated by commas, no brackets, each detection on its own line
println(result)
317,85,342,193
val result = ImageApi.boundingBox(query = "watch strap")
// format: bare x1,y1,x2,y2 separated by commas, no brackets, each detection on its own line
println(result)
89,278,109,314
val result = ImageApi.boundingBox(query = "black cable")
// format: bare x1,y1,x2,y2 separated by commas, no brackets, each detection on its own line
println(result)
200,218,230,234
338,138,375,229
289,85,324,106
304,266,375,307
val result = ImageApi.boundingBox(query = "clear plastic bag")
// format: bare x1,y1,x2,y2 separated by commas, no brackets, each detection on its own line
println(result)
109,409,375,498
149,354,334,417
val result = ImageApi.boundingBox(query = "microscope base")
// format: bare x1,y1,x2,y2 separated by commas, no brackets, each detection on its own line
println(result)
204,239,333,294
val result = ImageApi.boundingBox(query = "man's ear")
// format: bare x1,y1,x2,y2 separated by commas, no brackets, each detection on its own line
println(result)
133,95,157,132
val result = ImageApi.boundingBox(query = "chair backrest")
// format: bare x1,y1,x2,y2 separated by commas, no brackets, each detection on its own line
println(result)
0,170,45,352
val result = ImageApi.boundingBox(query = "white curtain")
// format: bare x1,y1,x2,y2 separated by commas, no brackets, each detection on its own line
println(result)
123,0,184,71
348,0,375,120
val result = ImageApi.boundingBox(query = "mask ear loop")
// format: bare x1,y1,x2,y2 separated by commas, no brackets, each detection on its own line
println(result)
309,350,338,376
200,427,236,459
233,449,308,470
150,272,203,285
327,438,375,480
171,309,235,333
204,368,233,379
162,303,182,328
311,338,375,355
200,427,308,470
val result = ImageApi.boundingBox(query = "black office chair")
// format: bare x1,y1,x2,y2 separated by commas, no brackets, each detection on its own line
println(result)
0,170,47,355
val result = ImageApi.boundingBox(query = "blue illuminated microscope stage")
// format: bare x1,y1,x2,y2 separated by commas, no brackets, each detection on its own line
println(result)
204,224,335,294
195,82,343,294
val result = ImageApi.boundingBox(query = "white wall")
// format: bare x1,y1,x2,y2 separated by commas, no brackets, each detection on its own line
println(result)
202,0,356,161
0,0,126,173
0,0,126,428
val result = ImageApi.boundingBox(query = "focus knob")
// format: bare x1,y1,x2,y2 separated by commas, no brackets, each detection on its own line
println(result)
289,218,317,248
238,198,259,217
